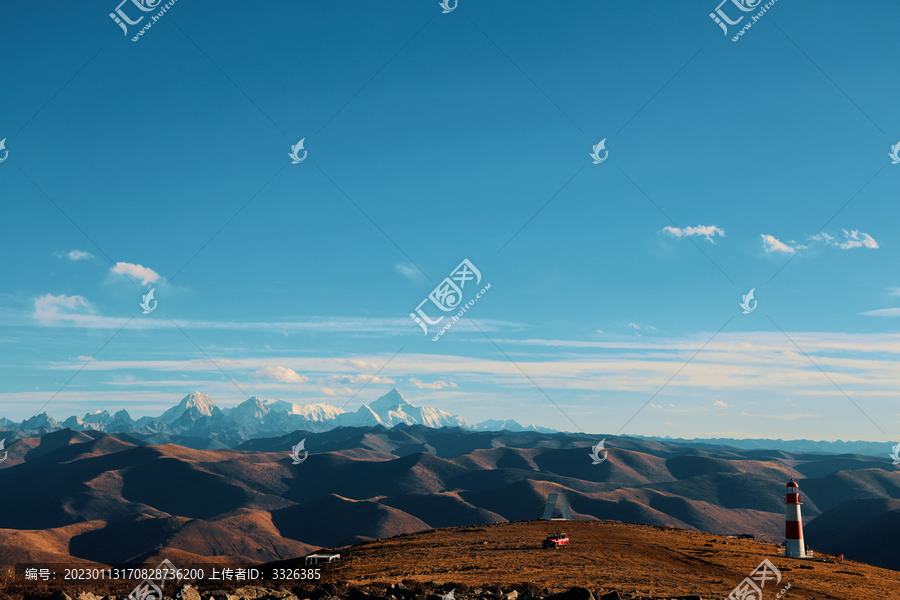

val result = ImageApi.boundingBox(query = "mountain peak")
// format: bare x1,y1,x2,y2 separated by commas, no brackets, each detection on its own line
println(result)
113,409,134,423
369,388,409,411
158,392,220,424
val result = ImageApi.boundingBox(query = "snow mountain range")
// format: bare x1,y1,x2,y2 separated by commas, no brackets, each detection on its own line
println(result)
0,389,557,448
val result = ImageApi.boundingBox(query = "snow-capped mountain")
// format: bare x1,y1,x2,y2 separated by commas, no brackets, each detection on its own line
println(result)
333,388,473,429
474,418,558,434
222,397,342,432
0,389,557,447
19,412,61,433
156,392,220,424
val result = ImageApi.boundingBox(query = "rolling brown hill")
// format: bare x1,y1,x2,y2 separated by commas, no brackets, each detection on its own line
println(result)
323,519,900,600
0,426,897,571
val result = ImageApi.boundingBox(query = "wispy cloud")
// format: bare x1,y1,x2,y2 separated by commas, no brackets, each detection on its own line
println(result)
714,400,728,408
409,378,458,389
335,358,379,370
252,366,310,383
762,230,879,254
112,262,161,286
738,412,822,421
33,294,108,327
395,263,422,280
54,250,95,261
661,225,725,243
761,234,799,253
859,308,900,317
838,229,878,249
321,386,354,396
332,374,395,385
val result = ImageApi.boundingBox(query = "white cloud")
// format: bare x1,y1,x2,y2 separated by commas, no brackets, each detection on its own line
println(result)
409,378,458,390
33,294,111,327
253,366,310,383
888,287,900,297
627,323,640,330
859,308,900,317
334,358,378,370
321,386,354,396
762,230,878,254
809,232,834,245
738,412,821,421
661,225,725,243
54,250,95,261
761,234,799,253
333,374,395,385
395,263,422,280
838,229,879,250
713,400,728,408
112,262,161,285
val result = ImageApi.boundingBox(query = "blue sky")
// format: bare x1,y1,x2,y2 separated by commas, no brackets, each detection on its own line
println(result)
1,0,899,442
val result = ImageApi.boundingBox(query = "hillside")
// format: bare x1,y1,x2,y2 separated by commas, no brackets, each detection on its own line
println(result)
0,426,898,572
323,520,900,600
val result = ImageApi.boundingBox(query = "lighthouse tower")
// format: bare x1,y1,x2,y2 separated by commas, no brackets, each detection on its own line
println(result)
783,478,806,558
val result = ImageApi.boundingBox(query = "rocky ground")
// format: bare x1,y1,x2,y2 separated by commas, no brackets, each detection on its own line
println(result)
6,520,899,600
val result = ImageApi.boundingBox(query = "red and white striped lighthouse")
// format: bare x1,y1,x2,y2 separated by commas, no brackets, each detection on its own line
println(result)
783,478,806,558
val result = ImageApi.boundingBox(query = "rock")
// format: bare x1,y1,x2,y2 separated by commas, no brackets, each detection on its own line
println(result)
599,593,621,600
75,593,100,600
202,591,239,600
45,591,72,600
179,587,201,600
546,588,594,600
350,590,391,600
503,592,519,600
235,587,268,600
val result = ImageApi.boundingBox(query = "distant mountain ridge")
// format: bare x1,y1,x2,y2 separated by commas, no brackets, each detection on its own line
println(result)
625,434,895,459
0,388,557,447
0,424,897,570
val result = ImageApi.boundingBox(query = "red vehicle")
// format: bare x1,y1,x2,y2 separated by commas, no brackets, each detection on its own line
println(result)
543,533,570,549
